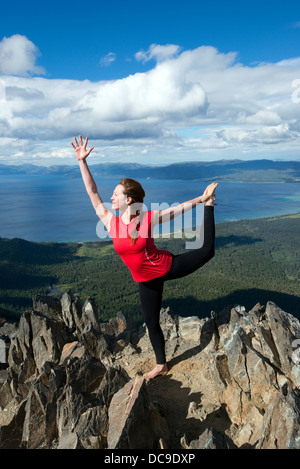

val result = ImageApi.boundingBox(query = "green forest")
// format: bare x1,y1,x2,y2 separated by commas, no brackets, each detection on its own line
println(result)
0,213,299,325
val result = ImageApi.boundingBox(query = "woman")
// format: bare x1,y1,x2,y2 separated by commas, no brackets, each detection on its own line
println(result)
71,136,218,379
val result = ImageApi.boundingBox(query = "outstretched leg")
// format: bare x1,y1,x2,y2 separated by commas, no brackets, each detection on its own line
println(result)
164,204,215,281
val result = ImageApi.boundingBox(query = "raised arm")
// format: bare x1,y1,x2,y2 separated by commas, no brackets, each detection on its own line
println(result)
152,182,218,225
71,136,113,229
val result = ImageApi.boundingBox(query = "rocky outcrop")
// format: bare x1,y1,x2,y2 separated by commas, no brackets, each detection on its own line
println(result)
0,292,133,449
1,292,300,449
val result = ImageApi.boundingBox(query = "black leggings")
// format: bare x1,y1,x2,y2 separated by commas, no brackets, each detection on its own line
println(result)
138,206,215,364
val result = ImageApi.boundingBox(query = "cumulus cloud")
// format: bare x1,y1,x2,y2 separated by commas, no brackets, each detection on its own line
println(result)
0,34,45,76
1,42,300,163
0,48,208,141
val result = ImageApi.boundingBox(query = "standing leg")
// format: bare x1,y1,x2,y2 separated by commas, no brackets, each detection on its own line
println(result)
138,278,168,378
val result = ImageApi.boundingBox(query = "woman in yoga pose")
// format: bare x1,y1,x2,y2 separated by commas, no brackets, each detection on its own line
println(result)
71,136,218,379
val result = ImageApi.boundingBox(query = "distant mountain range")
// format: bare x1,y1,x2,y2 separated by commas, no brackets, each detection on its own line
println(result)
1,159,300,182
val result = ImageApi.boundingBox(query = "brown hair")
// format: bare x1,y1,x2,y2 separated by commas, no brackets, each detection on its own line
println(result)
119,178,145,244
119,178,145,204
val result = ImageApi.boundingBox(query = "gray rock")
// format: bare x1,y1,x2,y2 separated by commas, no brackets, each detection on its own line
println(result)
2,294,300,450
0,294,130,449
107,376,168,449
189,428,237,449
60,291,110,359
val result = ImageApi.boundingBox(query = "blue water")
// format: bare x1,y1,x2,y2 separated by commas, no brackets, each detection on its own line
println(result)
1,173,299,242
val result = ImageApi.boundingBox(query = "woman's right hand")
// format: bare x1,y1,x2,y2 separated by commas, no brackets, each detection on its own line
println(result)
71,135,94,161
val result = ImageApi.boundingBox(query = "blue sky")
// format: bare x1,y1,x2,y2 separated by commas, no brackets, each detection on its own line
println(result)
1,0,300,165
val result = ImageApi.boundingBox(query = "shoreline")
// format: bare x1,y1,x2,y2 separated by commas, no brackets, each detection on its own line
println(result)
1,211,299,245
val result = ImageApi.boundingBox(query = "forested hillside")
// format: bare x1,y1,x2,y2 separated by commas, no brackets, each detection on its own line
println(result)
0,214,299,325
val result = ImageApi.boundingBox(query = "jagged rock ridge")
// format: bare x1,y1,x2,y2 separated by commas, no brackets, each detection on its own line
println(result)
0,291,300,449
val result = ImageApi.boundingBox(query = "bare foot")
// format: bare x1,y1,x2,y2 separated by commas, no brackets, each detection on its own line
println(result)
201,182,218,203
143,363,168,379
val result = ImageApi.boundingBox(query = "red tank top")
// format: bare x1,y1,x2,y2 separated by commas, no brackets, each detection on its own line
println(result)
109,211,173,282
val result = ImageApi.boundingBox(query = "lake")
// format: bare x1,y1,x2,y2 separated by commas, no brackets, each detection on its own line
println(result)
1,173,300,242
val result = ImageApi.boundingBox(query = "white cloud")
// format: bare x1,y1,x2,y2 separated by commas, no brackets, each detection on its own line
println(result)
0,34,45,76
239,110,281,126
100,52,116,66
135,43,182,63
0,50,208,141
1,42,300,163
217,124,294,146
